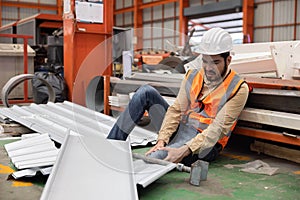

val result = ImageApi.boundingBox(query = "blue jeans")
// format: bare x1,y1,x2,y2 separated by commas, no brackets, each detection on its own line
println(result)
107,84,221,165
107,85,169,140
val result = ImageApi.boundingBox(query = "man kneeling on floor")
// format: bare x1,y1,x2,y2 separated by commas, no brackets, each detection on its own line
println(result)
107,27,249,166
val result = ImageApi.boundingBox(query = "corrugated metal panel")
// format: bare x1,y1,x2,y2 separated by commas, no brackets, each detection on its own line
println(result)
2,6,19,19
143,7,151,23
134,159,176,187
2,20,16,26
274,0,294,25
164,3,175,18
124,11,133,25
143,39,151,49
153,23,162,37
153,39,162,49
190,0,231,7
18,0,38,3
175,19,179,35
115,0,123,10
40,0,57,5
164,21,175,36
5,134,48,152
19,8,38,19
115,14,123,27
153,5,162,20
143,24,151,39
255,0,268,3
175,2,179,17
254,2,272,26
12,166,52,179
124,0,133,8
4,134,58,170
298,0,300,22
2,102,176,191
40,10,57,15
143,0,152,3
4,0,54,3
0,101,157,146
273,26,294,42
254,28,271,42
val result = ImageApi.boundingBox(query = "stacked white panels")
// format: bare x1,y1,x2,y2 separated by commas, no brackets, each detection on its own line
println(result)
4,134,59,170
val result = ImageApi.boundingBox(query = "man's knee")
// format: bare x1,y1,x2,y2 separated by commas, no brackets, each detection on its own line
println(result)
136,85,158,97
138,84,156,93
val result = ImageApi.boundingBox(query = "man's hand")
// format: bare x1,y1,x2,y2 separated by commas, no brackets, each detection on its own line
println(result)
160,145,192,163
145,140,165,156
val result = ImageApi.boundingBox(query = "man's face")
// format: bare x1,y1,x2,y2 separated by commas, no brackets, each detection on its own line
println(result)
202,54,231,82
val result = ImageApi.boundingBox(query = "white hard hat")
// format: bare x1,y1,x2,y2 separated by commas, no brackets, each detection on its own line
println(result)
195,27,233,55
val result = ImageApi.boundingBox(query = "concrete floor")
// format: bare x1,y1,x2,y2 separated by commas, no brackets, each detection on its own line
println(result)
0,134,299,200
0,139,44,200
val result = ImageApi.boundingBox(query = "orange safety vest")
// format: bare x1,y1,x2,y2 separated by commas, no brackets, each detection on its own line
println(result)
184,68,246,149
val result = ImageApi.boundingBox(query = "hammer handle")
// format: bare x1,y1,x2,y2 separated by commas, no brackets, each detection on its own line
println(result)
132,153,191,173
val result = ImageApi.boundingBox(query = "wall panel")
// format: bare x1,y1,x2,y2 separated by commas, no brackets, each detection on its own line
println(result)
164,3,175,18
153,5,162,20
124,11,133,25
153,39,162,50
254,28,271,42
274,26,293,42
2,6,19,19
274,0,294,25
254,0,299,42
124,0,133,8
19,8,38,19
152,22,162,38
143,8,151,22
115,14,123,26
1,0,60,27
254,3,271,27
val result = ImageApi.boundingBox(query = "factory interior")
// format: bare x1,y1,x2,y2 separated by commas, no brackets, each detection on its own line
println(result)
0,0,299,199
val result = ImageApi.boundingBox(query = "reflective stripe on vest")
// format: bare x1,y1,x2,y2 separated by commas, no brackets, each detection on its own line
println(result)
184,68,245,148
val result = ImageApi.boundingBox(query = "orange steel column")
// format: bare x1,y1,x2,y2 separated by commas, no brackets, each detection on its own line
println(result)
63,0,75,101
0,0,2,27
56,0,63,16
63,0,113,106
243,0,254,43
179,0,189,46
134,0,143,50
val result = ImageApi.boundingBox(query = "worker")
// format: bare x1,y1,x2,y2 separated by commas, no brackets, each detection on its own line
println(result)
107,27,249,166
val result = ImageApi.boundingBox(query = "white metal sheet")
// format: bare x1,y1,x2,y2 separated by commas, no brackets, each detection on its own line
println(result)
133,159,176,188
0,101,157,146
1,101,174,189
40,131,138,200
11,166,53,179
4,134,58,170
239,108,300,130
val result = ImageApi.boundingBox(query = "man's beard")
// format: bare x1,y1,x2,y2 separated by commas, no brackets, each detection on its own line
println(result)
205,62,228,82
